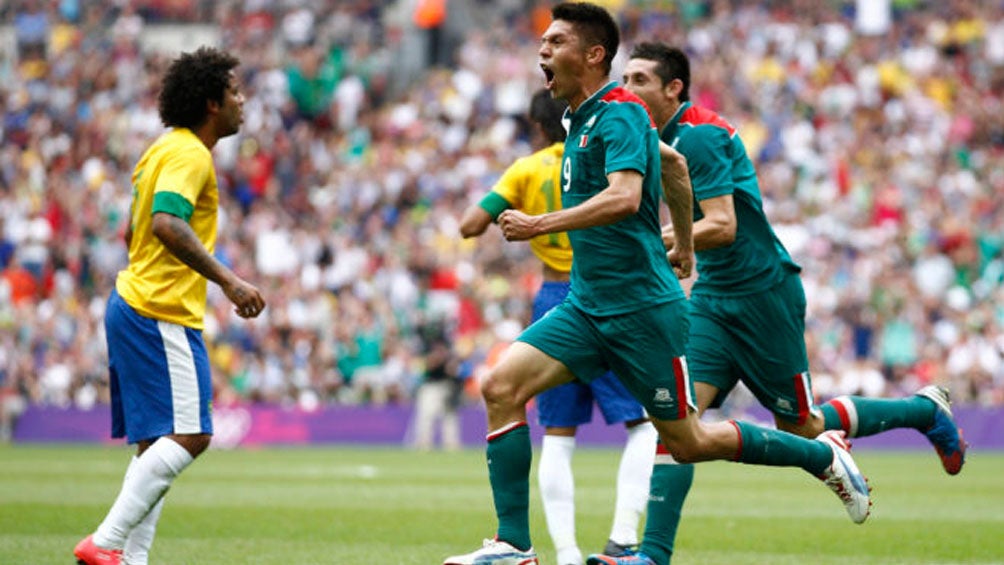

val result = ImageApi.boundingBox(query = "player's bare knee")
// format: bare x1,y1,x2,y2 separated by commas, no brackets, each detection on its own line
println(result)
660,436,700,464
171,433,212,458
480,371,519,409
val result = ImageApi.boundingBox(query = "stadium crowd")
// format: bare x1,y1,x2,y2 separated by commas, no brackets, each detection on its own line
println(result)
1,0,1002,438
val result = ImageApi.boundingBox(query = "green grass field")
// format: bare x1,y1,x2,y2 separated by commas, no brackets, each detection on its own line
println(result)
1,445,1001,565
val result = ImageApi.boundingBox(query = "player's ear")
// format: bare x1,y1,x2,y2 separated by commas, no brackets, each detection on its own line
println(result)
206,97,221,116
586,44,605,67
666,78,684,100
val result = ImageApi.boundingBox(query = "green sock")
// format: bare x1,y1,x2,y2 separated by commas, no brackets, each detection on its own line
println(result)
820,395,936,438
639,441,694,565
732,420,832,476
487,423,532,551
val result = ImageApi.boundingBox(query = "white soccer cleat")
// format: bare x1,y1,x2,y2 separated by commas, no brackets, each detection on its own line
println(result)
443,538,539,565
817,430,871,524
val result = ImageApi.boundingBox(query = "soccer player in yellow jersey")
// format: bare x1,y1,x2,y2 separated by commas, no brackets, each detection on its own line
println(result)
74,46,265,565
459,89,657,565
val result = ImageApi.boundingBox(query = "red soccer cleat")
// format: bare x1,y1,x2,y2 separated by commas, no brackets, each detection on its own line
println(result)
74,535,122,565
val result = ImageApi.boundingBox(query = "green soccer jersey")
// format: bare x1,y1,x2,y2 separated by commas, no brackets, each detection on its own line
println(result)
561,82,685,316
660,101,801,296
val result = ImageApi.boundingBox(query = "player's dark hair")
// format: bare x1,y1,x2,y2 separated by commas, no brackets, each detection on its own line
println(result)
552,2,619,75
529,89,568,144
158,46,240,129
629,42,691,103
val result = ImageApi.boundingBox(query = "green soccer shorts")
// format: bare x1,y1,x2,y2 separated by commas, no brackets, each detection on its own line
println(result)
687,272,815,424
518,298,694,421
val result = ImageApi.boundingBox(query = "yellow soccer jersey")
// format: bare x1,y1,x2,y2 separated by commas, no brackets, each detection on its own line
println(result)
481,142,572,273
116,128,219,329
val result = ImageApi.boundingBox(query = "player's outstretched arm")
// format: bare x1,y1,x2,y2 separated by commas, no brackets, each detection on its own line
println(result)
151,212,265,318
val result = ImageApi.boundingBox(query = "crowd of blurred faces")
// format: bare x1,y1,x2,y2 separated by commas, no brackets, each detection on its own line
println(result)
1,0,1002,441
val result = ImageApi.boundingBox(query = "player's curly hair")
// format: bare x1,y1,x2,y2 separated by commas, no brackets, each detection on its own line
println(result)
158,46,240,129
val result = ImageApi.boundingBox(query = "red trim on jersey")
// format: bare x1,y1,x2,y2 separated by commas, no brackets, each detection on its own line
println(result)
486,421,527,442
656,441,671,455
728,420,743,462
601,86,656,127
679,105,736,136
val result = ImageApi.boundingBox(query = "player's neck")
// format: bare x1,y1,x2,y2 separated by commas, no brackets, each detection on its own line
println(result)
655,100,683,131
193,128,219,149
567,75,610,113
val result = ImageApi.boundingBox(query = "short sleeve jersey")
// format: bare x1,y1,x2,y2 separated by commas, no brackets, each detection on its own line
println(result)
661,102,800,296
116,128,220,329
478,142,572,273
561,82,684,316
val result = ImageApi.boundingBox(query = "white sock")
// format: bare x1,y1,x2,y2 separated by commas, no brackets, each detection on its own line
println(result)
538,435,581,564
93,438,193,549
110,456,163,564
123,493,165,565
609,422,657,546
556,545,585,565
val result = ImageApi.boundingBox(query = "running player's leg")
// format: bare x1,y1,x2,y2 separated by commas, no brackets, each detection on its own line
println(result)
737,274,964,474
587,301,870,565
816,387,965,474
445,303,608,565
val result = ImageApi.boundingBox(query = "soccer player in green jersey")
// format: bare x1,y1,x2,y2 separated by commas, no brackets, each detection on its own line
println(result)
74,47,265,565
461,89,658,565
597,42,969,565
443,4,870,565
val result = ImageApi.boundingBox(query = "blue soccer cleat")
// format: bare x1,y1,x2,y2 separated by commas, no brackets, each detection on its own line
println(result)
586,552,655,565
916,385,967,475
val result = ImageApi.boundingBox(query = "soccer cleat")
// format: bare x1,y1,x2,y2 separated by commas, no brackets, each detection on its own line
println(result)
586,552,655,565
74,535,122,565
915,385,967,475
601,539,637,558
817,430,871,524
443,538,538,565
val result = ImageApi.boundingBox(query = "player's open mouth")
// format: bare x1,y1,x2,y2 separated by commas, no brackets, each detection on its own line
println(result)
541,65,555,88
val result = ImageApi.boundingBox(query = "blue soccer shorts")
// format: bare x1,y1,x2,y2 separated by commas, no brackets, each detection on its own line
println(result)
106,289,213,444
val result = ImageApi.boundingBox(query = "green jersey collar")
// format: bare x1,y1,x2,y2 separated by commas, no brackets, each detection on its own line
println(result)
568,81,619,117
662,101,692,139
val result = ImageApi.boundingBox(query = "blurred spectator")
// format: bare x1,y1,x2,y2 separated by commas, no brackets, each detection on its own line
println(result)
410,317,462,451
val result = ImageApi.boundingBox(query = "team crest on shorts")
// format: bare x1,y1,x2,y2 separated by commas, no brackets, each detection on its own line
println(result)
653,388,672,403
